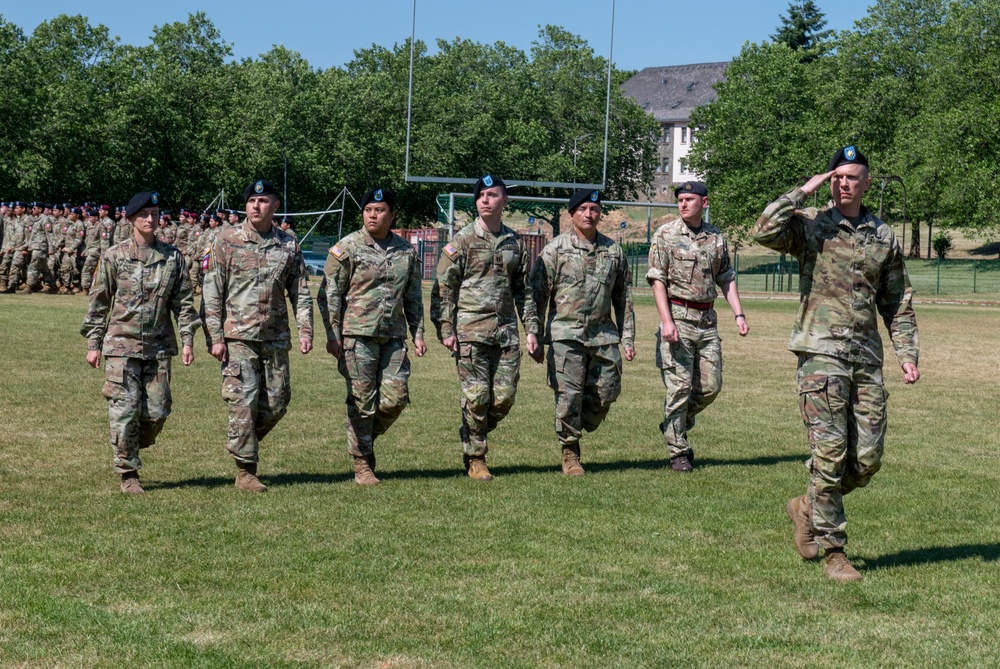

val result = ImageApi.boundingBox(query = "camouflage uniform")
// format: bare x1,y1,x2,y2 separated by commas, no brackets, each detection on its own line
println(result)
322,228,424,457
81,238,198,473
531,230,635,450
202,220,313,464
81,217,103,292
113,217,132,244
0,214,22,289
44,214,62,287
431,217,536,457
24,213,52,290
59,215,85,290
98,214,116,253
753,187,918,549
646,216,736,459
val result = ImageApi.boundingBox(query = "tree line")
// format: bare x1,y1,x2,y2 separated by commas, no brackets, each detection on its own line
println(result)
0,13,657,234
690,0,1000,256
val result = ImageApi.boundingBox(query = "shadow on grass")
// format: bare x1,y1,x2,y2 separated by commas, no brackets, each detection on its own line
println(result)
144,454,803,488
861,543,1000,570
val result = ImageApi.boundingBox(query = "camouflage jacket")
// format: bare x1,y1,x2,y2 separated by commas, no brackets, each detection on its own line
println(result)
83,219,103,253
431,217,536,347
752,187,919,368
322,228,424,343
201,220,313,349
155,223,178,246
43,215,62,253
113,219,131,244
25,214,49,254
0,215,21,251
80,238,198,359
530,230,635,347
174,224,190,254
646,216,735,306
187,226,205,258
61,218,86,254
98,216,116,252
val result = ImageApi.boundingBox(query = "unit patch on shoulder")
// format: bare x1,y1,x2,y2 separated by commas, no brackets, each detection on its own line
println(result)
330,244,348,260
443,243,459,259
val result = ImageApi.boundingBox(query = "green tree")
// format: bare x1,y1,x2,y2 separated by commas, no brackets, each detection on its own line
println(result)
771,1,834,61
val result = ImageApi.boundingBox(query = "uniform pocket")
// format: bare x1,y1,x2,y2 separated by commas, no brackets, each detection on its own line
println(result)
221,361,243,401
102,358,128,401
668,252,696,284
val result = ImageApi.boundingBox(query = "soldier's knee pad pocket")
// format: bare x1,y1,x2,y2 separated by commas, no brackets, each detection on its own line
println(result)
798,374,832,424
221,361,243,401
102,359,128,401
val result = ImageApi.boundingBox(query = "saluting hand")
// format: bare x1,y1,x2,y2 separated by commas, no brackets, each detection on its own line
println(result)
801,170,836,196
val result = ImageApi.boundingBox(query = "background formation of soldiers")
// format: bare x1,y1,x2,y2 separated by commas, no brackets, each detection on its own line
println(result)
0,201,293,295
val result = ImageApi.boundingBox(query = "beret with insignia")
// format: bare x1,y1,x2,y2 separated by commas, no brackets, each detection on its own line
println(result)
125,191,160,218
674,181,708,198
568,188,602,212
30,201,44,208
360,186,396,211
473,174,506,200
828,145,869,171
243,179,279,202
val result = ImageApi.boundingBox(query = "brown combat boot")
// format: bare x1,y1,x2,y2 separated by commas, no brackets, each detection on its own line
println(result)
824,548,863,582
465,454,493,481
670,454,693,472
786,495,819,560
561,444,585,477
120,471,145,495
353,454,380,486
235,461,268,492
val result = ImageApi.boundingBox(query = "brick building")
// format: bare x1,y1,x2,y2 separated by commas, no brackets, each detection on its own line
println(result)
620,62,728,201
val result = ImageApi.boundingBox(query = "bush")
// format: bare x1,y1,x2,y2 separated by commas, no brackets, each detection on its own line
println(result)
933,230,954,259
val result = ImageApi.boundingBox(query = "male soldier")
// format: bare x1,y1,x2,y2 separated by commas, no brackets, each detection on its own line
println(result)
227,209,241,228
61,206,86,293
646,181,749,472
81,210,103,292
81,191,198,494
322,187,425,485
753,146,919,582
0,202,23,292
46,203,65,291
202,179,313,492
278,217,297,239
431,174,536,481
21,201,52,293
527,189,636,476
186,212,204,293
98,205,117,257
113,206,132,244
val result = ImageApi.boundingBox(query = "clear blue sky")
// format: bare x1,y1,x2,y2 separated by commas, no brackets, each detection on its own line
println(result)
4,0,875,71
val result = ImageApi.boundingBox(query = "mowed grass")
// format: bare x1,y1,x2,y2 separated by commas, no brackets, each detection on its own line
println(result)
1,287,998,668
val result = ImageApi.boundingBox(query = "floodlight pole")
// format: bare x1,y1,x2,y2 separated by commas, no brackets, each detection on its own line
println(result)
404,0,417,180
448,193,455,239
600,0,616,187
283,151,288,214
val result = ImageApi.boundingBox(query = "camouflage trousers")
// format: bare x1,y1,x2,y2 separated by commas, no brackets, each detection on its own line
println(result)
188,256,201,289
0,251,14,286
456,341,521,457
797,353,886,550
546,341,622,448
337,335,411,457
60,251,80,289
26,249,53,289
81,252,100,292
220,340,291,464
46,252,60,285
657,309,723,458
7,250,26,286
102,356,172,473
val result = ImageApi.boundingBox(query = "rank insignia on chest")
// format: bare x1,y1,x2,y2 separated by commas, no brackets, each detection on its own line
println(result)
444,243,458,259
330,245,347,259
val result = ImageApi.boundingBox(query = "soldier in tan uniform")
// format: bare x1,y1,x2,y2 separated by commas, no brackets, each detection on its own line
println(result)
528,189,635,476
81,191,198,494
753,147,919,582
431,174,537,481
202,179,313,492
322,187,425,485
646,181,749,472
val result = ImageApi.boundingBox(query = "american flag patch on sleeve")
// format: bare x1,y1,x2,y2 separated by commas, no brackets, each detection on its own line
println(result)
330,245,347,259
443,243,458,258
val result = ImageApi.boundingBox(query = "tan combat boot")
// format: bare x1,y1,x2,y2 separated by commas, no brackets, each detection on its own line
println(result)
235,461,268,492
561,444,585,477
353,454,380,486
824,548,862,582
120,471,145,495
465,454,493,481
786,494,819,560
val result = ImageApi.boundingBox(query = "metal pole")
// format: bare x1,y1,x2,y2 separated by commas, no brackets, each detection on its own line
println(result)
936,256,941,294
600,0,616,187
299,191,343,244
283,152,288,214
974,259,977,293
404,0,417,180
338,187,346,240
646,186,652,244
448,193,455,239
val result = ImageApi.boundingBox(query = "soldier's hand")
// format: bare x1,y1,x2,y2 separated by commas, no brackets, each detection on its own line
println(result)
660,320,679,343
86,349,101,369
300,338,312,355
210,342,227,362
326,338,342,358
414,338,427,357
736,315,749,336
624,345,636,361
801,170,836,196
526,333,544,363
181,345,194,366
441,335,458,352
902,362,920,384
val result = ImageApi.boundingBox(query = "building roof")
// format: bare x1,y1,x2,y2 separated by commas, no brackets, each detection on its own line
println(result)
620,62,728,123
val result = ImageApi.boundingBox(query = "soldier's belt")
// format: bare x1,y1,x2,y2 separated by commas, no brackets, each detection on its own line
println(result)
669,298,714,310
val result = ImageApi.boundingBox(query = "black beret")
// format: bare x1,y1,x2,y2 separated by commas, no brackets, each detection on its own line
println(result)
43,203,54,209
62,202,71,210
13,200,26,207
51,203,63,210
30,201,44,208
568,189,601,212
71,207,83,215
360,187,396,211
243,179,279,201
161,210,172,218
473,174,506,200
125,191,160,218
828,145,869,172
674,181,708,198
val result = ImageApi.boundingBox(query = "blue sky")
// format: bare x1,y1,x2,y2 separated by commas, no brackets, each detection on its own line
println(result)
4,0,875,71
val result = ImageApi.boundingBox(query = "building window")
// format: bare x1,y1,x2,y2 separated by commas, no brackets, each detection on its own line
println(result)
661,126,670,144
681,127,688,144
662,157,670,173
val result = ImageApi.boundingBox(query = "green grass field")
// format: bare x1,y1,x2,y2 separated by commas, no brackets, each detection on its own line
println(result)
1,289,998,668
